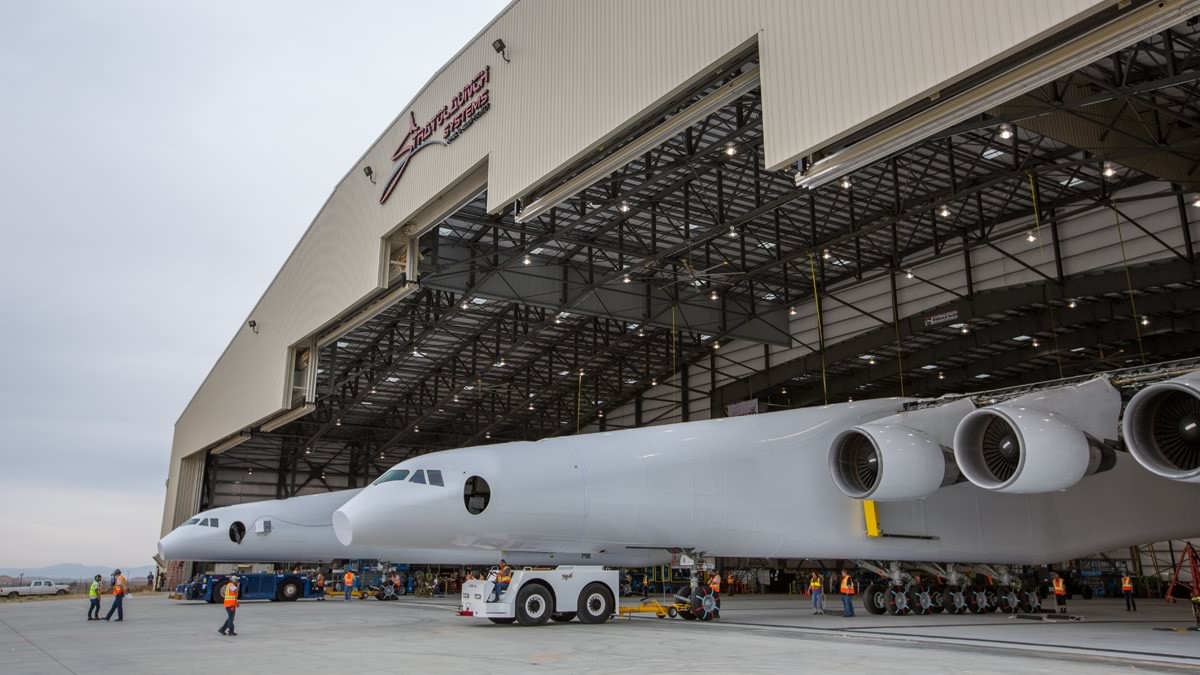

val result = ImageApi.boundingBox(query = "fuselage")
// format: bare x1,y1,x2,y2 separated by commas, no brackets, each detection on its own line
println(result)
333,398,1200,565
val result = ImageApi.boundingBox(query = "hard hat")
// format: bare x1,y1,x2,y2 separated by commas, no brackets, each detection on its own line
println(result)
228,575,239,580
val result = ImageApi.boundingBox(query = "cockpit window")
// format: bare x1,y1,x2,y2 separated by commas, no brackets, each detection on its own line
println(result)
209,518,218,528
199,518,209,527
410,470,426,484
428,470,444,487
184,518,200,525
373,469,410,485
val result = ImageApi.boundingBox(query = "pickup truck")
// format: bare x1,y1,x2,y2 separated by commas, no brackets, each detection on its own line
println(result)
1,580,70,598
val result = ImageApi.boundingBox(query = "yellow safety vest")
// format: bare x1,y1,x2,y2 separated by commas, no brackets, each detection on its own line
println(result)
89,581,101,598
809,577,822,589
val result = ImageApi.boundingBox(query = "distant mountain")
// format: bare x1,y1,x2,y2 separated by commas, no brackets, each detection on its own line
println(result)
0,563,157,581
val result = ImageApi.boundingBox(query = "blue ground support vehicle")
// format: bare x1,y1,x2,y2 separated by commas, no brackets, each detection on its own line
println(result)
175,573,319,603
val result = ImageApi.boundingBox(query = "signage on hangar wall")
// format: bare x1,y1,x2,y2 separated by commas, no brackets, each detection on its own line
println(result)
379,66,492,205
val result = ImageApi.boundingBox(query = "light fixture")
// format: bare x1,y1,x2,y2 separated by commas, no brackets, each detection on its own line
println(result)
453,395,459,402
618,202,631,213
363,166,376,183
414,426,420,432
1067,299,1077,309
789,306,797,316
713,341,720,350
938,205,951,218
840,176,852,190
725,144,737,156
578,369,585,376
379,452,385,459
485,432,491,439
461,301,470,310
1026,231,1037,243
1192,194,1200,208
728,225,738,238
998,123,1014,140
780,387,787,395
491,38,510,63
1103,161,1117,177
905,269,914,279
822,248,831,260
651,378,657,386
938,372,945,380
960,325,969,334
498,359,506,367
710,290,719,301
370,387,376,394
247,468,252,476
598,410,605,418
523,254,531,265
636,329,645,337
623,273,631,283
335,419,342,426
1141,315,1150,326
868,357,876,365
247,319,258,334
305,447,311,454
554,317,562,324
528,403,534,411
1032,339,1040,347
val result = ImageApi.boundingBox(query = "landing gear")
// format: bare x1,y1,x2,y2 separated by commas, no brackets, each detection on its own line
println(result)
927,585,945,614
1020,590,1041,614
965,584,994,614
942,585,968,614
910,586,937,615
996,585,1020,613
884,586,914,615
863,583,888,615
690,586,720,621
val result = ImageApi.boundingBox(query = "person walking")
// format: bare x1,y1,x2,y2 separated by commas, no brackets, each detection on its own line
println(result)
103,569,127,621
1121,574,1136,612
87,575,103,621
839,569,856,617
343,569,355,602
146,572,154,592
1051,572,1067,614
809,571,824,615
218,576,239,636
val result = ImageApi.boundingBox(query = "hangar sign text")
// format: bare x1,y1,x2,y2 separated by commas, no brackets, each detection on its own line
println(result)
379,66,491,205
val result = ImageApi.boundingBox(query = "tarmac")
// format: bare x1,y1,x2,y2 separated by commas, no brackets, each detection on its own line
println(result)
1,592,1198,674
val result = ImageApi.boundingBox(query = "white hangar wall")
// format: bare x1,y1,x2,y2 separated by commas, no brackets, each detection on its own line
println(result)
166,0,1108,533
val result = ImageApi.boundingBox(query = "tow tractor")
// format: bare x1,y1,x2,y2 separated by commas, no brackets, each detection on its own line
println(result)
458,565,720,626
172,572,319,603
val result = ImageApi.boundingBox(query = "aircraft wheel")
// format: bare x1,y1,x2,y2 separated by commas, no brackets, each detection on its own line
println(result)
551,612,576,622
996,586,1017,613
885,587,912,615
516,584,552,626
910,588,932,615
966,585,987,614
983,588,998,613
928,585,945,614
691,587,720,621
941,585,965,614
863,583,887,615
577,582,614,625
488,617,516,624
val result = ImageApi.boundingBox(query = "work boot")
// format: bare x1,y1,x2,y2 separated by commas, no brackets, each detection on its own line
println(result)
218,630,226,636
227,632,237,636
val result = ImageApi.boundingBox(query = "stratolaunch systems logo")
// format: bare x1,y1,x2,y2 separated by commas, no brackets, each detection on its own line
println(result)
379,66,491,205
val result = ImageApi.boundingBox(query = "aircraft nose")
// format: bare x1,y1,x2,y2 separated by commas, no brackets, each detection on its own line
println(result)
332,508,354,546
334,486,423,547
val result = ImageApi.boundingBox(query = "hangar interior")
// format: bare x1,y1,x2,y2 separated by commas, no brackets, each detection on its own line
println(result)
173,2,1200,590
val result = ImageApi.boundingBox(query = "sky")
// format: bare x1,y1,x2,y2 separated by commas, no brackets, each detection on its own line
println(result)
0,0,511,568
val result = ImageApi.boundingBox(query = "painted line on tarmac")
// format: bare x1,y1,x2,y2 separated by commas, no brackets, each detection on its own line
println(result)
0,615,79,675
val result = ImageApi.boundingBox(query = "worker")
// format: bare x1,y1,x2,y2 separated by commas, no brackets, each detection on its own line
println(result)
809,571,824,615
1051,572,1067,614
87,574,103,621
343,569,355,601
146,572,154,591
315,571,325,600
708,570,722,594
494,559,512,599
839,569,856,617
103,569,127,622
218,575,239,636
1121,574,1136,612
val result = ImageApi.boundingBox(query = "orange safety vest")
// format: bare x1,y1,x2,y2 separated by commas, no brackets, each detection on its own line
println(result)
224,582,239,608
1121,576,1133,592
497,566,512,583
113,575,126,596
1052,578,1066,596
344,572,355,587
709,574,721,592
840,575,855,595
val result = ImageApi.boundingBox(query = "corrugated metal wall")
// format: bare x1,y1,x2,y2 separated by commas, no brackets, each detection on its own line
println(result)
601,182,1198,430
169,0,1112,531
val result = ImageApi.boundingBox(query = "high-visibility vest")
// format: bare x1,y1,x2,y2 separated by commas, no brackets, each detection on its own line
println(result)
1121,576,1133,592
316,574,324,587
113,576,126,595
224,583,239,608
809,577,822,590
709,575,721,592
344,572,355,587
497,566,512,583
840,575,855,595
1052,578,1066,595
89,581,101,598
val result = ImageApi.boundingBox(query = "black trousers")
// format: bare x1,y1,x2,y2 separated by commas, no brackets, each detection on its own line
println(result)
220,607,236,633
87,598,101,619
1124,590,1137,611
104,594,123,620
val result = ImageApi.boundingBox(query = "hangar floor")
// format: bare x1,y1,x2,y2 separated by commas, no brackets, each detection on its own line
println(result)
1,594,1197,673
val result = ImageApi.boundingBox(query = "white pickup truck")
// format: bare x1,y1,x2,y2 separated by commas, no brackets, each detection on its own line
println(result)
1,580,70,598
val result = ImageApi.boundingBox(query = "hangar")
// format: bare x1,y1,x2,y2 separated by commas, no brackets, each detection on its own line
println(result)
162,0,1200,595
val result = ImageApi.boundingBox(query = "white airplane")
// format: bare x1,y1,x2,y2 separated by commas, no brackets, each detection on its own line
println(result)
158,485,670,567
331,369,1200,570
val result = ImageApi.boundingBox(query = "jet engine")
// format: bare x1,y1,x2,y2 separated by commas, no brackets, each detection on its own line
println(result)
1122,370,1200,483
829,399,973,500
952,379,1119,494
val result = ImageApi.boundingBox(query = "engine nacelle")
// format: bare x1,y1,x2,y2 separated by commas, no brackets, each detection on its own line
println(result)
952,379,1119,494
829,399,973,500
1122,370,1200,483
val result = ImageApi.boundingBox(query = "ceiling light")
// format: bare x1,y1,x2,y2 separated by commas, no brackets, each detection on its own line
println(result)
370,388,376,394
960,325,969,334
998,123,1014,140
528,403,534,411
618,202,630,213
485,432,491,439
1013,335,1031,341
938,372,945,380
938,205,951,218
920,364,938,370
789,306,797,316
840,176,852,189
1141,315,1150,326
728,225,738,238
651,378,657,386
974,373,991,379
868,358,876,365
1192,194,1200,208
523,254,531,265
1070,347,1086,353
461,301,470,310
1067,299,1077,309
1032,339,1040,347
305,447,311,454
335,419,342,426
413,426,419,432
905,269,914,279
710,290,719,301
380,452,385,459
725,144,737,156
1026,231,1036,243
554,317,562,324
453,395,459,402
598,410,605,418
822,248,831,260
412,350,424,357
623,273,631,283
1103,161,1116,178
713,341,720,350
636,329,645,337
